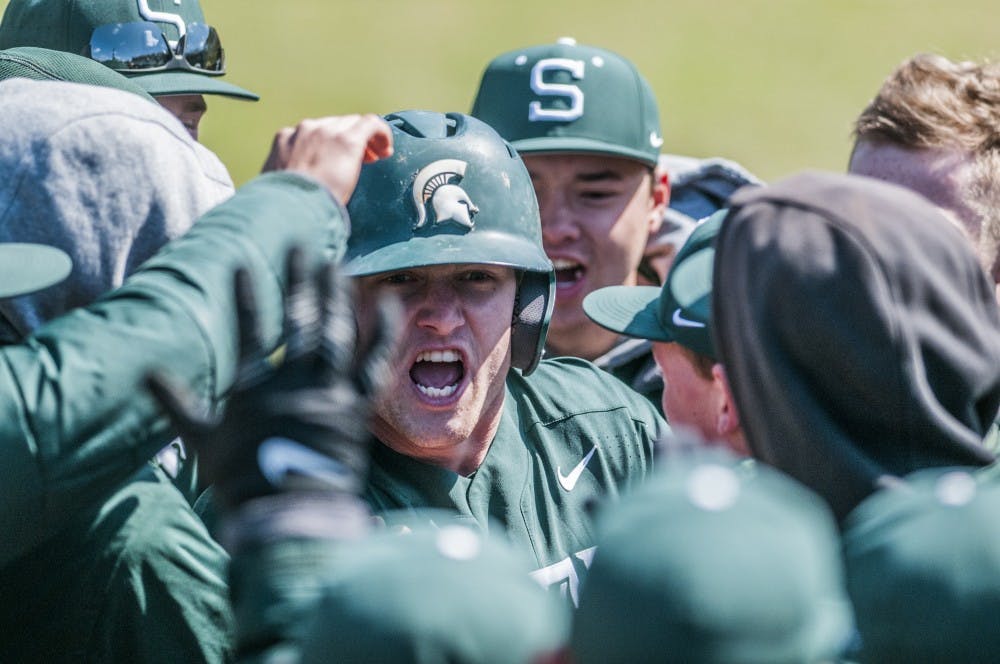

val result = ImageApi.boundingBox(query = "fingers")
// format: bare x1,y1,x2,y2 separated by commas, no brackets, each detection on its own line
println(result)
234,267,263,363
260,126,296,173
283,246,320,360
357,293,402,397
144,370,214,441
272,113,394,204
361,117,394,163
319,260,357,379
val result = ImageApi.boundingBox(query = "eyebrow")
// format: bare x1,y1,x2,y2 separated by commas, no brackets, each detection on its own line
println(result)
574,170,626,183
528,168,625,183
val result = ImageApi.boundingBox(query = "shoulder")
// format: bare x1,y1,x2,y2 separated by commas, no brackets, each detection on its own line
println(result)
508,357,666,433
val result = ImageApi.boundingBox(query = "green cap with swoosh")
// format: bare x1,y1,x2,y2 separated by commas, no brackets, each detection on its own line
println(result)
583,208,723,358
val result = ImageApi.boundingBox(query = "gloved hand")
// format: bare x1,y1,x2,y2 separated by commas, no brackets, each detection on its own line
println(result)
146,248,398,511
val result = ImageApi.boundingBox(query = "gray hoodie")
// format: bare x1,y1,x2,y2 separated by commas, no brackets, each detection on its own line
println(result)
0,78,233,338
712,171,1000,521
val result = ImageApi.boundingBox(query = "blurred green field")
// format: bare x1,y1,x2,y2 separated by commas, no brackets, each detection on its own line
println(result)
3,0,997,185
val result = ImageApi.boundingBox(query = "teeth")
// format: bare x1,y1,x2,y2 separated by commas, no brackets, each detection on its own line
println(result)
416,383,458,398
551,258,581,270
415,349,461,363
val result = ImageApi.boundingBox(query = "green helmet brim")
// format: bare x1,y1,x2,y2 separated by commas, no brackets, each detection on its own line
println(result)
342,230,551,277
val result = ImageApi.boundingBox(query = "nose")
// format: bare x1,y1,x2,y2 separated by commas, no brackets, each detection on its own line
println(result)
413,281,465,335
539,193,579,246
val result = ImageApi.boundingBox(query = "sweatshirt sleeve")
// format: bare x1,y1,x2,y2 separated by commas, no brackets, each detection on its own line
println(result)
0,172,348,566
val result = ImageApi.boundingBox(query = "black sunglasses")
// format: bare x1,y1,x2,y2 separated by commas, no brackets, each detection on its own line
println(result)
85,21,225,75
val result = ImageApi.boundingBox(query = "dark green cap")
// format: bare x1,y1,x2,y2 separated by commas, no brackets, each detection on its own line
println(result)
298,524,569,664
843,468,1000,663
0,243,72,297
0,0,257,100
471,38,662,167
583,208,724,358
0,46,153,100
572,448,854,664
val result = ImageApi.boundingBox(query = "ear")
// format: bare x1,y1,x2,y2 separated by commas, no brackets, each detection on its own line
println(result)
647,167,670,236
712,363,741,435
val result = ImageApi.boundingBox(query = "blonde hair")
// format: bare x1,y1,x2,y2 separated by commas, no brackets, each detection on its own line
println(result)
854,53,1000,152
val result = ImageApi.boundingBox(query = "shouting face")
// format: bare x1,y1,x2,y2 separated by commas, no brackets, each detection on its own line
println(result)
356,263,517,474
524,153,665,360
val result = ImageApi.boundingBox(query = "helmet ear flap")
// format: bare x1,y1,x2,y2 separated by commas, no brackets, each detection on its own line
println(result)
510,271,554,375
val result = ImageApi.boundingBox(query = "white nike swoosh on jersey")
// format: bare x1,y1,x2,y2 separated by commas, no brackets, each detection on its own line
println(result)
257,436,351,487
557,446,597,492
672,308,706,328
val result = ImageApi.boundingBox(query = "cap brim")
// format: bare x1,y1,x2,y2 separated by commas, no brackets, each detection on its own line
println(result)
128,71,259,100
0,243,72,297
583,286,673,341
510,137,658,167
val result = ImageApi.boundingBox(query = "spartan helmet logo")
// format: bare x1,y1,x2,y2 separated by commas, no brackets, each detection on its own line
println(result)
412,159,479,230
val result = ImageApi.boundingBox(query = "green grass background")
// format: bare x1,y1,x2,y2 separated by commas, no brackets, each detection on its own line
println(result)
3,0,997,185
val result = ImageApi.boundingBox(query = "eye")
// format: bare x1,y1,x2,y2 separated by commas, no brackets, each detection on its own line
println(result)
579,187,620,203
381,272,418,286
459,269,496,283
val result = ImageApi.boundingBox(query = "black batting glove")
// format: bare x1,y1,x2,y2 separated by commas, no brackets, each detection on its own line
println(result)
146,248,398,511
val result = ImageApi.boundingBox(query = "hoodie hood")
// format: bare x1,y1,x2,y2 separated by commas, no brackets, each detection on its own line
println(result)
0,78,233,339
712,171,1000,521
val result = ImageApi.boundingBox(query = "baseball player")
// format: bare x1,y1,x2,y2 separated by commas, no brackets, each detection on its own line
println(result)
0,59,390,659
151,111,667,659
712,172,1000,522
471,39,670,409
0,0,259,139
583,211,748,456
471,39,764,415
849,54,1000,302
347,111,665,600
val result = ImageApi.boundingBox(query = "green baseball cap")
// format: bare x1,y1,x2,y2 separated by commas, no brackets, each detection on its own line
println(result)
471,38,662,167
0,243,72,298
572,448,855,664
0,0,258,100
0,46,153,100
843,468,1000,662
583,208,724,358
298,524,570,664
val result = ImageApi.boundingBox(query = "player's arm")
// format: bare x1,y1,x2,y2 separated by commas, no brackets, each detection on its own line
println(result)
0,115,391,567
147,241,398,662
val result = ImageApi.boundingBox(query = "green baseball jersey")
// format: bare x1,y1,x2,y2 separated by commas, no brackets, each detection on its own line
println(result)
365,356,666,604
591,337,663,413
0,172,346,567
0,465,232,662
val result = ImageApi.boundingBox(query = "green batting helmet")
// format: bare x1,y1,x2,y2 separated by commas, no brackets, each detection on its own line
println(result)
344,110,554,375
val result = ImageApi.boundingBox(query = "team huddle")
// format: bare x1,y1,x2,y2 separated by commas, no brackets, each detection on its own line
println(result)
0,0,998,662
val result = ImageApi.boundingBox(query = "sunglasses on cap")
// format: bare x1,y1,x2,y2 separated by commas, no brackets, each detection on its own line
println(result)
85,21,225,75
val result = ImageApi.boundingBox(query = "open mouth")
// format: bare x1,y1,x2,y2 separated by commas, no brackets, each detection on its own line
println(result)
550,258,585,291
409,349,465,399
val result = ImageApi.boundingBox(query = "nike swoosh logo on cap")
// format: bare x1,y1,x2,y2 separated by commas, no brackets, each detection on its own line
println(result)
649,132,664,148
257,436,351,487
557,446,597,492
672,308,706,328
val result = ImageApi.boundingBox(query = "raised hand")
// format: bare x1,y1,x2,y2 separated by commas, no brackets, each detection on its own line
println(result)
261,114,393,204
